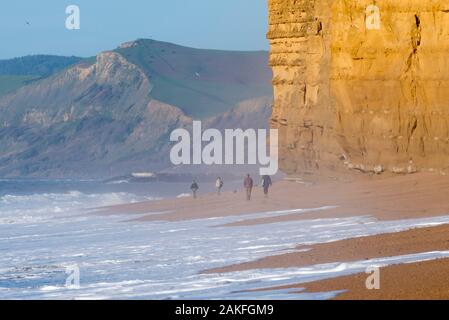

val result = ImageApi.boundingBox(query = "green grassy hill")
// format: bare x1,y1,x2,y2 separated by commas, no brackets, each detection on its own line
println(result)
115,39,272,119
0,55,83,98
0,55,83,76
0,75,39,97
0,40,273,178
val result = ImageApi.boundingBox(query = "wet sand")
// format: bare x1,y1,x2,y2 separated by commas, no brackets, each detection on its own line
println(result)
260,258,449,300
99,172,449,299
204,224,449,273
98,172,449,224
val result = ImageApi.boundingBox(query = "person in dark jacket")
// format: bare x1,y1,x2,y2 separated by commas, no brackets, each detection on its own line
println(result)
261,175,273,198
190,180,199,199
243,174,254,201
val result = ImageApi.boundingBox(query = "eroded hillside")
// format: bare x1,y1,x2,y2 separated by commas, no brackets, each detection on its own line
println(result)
0,40,272,178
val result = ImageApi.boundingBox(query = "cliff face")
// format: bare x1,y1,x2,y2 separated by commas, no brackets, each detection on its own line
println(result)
0,52,151,127
268,0,449,175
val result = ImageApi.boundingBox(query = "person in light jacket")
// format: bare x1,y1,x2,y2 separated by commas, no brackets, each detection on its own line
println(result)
216,177,224,195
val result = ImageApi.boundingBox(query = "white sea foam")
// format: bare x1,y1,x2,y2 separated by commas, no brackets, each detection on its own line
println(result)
0,191,151,225
106,180,130,185
177,193,191,198
1,188,449,299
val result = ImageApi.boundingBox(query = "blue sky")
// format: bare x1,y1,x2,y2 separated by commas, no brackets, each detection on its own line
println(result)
0,0,269,59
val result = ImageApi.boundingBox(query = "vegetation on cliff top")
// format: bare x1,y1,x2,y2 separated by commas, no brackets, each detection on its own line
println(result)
115,39,272,119
0,55,84,97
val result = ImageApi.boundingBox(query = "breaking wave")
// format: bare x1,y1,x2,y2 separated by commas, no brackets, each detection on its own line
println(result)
0,190,151,225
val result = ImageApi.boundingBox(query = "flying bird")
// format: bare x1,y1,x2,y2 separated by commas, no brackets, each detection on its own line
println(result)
25,21,31,26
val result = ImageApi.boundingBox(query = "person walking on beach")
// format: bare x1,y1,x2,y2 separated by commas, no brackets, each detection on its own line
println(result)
190,180,199,199
243,174,254,201
216,177,224,195
261,175,273,198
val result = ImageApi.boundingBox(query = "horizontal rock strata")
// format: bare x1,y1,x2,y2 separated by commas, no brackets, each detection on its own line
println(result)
268,0,449,175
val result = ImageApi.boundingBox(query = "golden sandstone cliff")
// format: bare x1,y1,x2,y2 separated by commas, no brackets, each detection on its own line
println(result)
268,0,449,176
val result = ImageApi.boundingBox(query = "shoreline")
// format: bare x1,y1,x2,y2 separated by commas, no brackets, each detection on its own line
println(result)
97,172,449,224
255,258,449,300
203,224,449,274
98,172,449,299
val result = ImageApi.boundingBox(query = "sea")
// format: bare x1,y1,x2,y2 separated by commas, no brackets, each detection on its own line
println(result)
2,178,449,300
